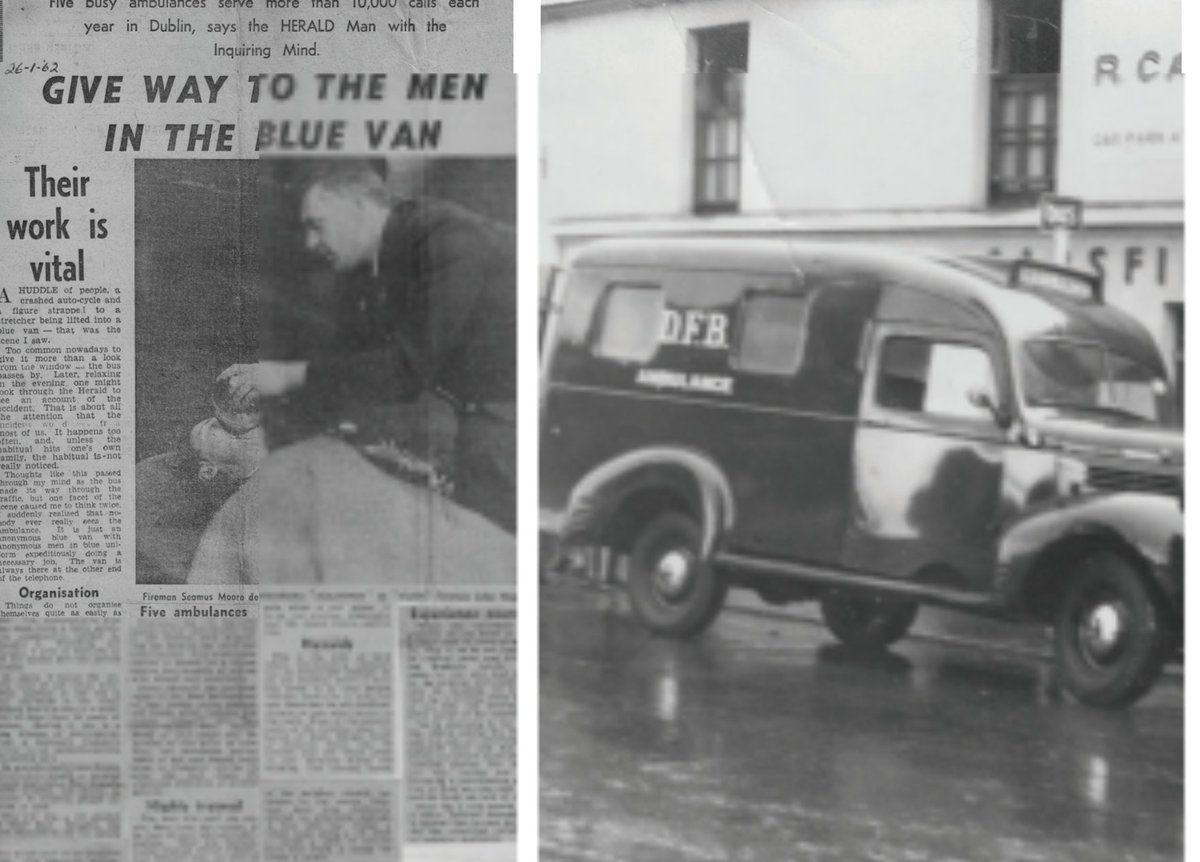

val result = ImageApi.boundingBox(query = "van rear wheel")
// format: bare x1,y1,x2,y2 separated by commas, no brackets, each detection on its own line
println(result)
820,592,918,650
627,512,726,637
1053,553,1171,708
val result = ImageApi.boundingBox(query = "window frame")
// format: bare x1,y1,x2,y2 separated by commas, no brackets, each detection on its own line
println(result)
691,22,749,215
729,289,812,377
987,0,1061,206
862,324,1009,439
987,72,1059,206
587,281,664,365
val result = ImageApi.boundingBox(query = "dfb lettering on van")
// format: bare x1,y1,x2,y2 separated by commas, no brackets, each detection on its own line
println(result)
660,308,729,350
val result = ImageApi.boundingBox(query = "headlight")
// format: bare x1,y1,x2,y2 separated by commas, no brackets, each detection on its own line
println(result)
1056,456,1088,497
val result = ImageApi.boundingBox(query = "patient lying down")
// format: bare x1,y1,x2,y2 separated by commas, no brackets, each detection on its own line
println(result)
187,435,514,587
140,382,514,588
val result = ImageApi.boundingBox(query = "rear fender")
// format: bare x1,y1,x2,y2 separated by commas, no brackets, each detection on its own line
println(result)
560,447,735,558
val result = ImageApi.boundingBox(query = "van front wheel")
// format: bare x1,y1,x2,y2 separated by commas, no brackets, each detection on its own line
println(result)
1053,554,1171,708
820,592,918,650
627,512,726,638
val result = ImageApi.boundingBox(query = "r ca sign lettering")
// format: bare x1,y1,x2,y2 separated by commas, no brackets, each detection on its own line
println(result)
1094,51,1184,85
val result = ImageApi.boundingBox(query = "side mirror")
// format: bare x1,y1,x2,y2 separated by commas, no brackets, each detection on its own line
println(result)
968,388,1011,429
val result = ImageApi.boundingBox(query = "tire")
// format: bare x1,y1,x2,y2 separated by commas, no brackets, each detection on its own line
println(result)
1053,553,1172,708
627,512,727,638
820,591,919,650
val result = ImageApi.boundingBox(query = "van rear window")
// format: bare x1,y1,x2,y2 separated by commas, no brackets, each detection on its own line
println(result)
592,283,663,362
733,293,809,375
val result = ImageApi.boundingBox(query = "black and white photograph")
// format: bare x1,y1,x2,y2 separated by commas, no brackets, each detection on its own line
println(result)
135,156,517,587
538,1,1184,859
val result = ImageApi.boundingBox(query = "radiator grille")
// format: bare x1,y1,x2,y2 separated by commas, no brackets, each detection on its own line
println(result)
1087,464,1181,498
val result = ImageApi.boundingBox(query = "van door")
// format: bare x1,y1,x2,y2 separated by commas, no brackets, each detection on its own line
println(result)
841,324,1009,590
723,278,878,565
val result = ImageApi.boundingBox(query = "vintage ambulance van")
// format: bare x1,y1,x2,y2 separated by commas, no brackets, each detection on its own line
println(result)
540,238,1183,708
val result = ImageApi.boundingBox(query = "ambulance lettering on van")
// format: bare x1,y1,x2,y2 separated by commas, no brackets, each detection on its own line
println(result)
635,367,734,395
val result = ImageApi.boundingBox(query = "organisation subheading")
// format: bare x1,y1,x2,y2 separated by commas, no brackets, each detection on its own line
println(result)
19,587,100,600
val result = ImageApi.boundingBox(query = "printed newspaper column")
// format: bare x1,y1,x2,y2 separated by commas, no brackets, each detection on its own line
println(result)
126,601,260,861
402,591,516,853
0,617,124,862
259,592,399,862
1,158,125,602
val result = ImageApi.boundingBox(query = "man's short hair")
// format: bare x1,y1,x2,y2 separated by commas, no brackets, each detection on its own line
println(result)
304,161,390,206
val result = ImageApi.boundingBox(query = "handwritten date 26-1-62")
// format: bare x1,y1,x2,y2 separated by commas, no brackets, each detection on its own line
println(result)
6,62,62,75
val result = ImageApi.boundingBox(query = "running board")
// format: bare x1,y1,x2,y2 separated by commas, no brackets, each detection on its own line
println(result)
714,552,999,611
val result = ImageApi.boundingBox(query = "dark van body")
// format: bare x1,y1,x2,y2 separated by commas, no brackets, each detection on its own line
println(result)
541,238,1183,708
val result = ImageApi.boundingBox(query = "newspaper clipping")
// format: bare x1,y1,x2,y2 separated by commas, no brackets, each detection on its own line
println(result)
0,1,517,858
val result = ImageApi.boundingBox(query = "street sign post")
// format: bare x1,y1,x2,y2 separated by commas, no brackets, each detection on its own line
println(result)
1039,194,1085,266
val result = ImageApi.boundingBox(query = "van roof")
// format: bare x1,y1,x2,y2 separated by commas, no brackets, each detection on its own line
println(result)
565,237,1165,373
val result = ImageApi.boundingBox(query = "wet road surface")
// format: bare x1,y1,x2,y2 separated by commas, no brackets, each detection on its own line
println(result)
540,585,1183,861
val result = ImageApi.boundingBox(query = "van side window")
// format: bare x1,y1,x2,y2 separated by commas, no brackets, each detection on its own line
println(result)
876,337,997,420
733,293,809,375
592,283,663,363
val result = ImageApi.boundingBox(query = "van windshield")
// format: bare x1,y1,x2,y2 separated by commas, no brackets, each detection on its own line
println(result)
1019,338,1173,425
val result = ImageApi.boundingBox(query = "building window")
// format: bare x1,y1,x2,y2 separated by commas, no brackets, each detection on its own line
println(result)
693,24,748,214
988,0,1060,206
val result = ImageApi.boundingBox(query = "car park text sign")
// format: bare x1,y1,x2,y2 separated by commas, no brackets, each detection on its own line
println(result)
1057,0,1182,201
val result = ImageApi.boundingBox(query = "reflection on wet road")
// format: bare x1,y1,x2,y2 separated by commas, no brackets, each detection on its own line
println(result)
540,586,1182,861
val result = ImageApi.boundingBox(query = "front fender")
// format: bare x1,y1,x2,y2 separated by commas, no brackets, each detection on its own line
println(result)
559,446,736,558
998,492,1183,613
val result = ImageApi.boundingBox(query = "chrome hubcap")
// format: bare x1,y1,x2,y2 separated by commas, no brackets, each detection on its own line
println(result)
1080,602,1127,665
654,550,695,601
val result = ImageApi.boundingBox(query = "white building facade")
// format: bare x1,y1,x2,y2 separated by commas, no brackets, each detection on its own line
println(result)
541,0,1183,387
